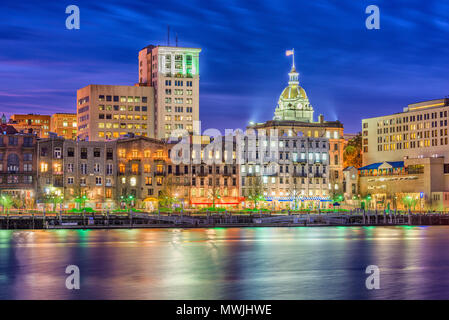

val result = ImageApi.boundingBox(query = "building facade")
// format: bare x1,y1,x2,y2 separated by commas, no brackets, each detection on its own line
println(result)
50,113,77,140
239,135,330,209
138,45,201,139
360,98,449,210
10,114,51,138
358,157,449,211
247,60,345,196
36,137,117,210
76,85,154,141
362,98,449,166
0,124,37,208
116,136,168,210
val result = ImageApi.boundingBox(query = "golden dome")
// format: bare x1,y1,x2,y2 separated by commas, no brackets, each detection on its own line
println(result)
280,85,307,100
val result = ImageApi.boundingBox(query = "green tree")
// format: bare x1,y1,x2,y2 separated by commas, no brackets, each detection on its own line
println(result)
0,194,13,214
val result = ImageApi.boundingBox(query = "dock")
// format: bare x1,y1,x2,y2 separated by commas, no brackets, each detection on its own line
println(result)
1,211,449,229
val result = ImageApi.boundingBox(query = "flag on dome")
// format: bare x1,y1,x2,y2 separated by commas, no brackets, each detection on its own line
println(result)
285,49,294,56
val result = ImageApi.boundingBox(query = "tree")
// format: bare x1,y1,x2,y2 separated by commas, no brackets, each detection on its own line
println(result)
402,195,418,212
343,132,362,168
158,177,178,210
247,176,264,209
0,194,13,214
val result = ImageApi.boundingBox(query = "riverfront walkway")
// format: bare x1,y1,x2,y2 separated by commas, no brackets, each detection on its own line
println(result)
1,210,448,229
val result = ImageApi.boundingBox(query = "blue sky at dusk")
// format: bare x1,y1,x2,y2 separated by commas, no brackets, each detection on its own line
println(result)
0,0,448,134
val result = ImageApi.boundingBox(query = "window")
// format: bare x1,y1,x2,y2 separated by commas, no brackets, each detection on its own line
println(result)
94,148,101,157
80,163,87,175
106,148,113,160
106,164,113,175
95,177,102,185
67,163,74,172
67,177,74,184
40,162,48,172
81,148,87,159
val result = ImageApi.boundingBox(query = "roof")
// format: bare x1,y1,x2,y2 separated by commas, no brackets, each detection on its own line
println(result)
358,161,404,171
0,123,18,135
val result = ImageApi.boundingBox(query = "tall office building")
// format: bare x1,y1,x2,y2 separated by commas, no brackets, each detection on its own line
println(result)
362,98,449,166
360,98,449,210
76,85,154,141
138,45,201,139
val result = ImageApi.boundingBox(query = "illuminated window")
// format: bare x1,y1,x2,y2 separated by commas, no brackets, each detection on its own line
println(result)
40,162,48,172
130,177,137,186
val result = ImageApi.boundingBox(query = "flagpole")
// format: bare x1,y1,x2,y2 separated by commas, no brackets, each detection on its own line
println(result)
292,48,295,70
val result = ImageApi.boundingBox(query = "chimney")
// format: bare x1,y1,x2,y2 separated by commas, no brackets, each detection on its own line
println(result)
319,114,324,124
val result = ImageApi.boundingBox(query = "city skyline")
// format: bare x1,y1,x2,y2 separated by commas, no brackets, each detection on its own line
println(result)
1,1,449,134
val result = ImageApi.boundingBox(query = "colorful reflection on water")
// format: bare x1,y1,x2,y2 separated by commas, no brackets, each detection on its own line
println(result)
0,226,449,299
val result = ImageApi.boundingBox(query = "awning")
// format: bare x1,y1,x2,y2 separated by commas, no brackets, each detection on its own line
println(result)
143,197,158,202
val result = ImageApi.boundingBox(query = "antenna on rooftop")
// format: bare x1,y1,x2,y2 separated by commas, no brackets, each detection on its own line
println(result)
176,33,178,47
167,25,170,46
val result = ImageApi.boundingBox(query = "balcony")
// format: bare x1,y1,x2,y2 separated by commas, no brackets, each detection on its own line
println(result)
155,171,166,176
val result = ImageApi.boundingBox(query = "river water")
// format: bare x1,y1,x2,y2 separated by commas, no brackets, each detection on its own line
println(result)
0,226,449,299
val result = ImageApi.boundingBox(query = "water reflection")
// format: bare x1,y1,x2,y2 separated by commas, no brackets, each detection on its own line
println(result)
0,227,449,299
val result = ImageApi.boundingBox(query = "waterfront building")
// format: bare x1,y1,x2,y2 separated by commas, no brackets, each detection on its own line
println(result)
360,98,449,210
358,158,448,211
36,136,117,210
50,113,77,140
166,136,242,208
138,45,201,139
76,84,154,141
239,135,330,209
0,122,37,208
116,135,168,210
9,114,51,138
247,56,345,197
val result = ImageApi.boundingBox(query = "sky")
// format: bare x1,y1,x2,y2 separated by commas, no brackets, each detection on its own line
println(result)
0,0,448,134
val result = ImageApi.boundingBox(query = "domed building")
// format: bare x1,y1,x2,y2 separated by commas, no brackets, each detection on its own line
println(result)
243,52,347,208
273,65,314,122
